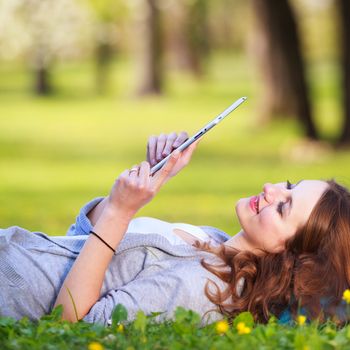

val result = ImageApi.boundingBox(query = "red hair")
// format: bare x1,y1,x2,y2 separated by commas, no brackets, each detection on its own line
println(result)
197,180,350,323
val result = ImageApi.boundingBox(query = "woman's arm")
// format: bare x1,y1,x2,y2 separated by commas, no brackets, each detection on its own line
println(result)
55,204,132,322
87,131,194,227
54,151,188,322
87,196,109,227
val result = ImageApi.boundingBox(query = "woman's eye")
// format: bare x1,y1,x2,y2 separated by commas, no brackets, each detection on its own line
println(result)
277,180,293,216
277,201,284,216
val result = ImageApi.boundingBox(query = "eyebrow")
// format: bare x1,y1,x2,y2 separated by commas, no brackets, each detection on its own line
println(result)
287,179,303,217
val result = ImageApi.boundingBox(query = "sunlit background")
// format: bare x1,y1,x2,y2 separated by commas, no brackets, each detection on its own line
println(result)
0,0,349,236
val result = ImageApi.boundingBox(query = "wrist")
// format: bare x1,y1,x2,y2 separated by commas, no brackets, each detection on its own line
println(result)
103,201,136,224
92,203,134,248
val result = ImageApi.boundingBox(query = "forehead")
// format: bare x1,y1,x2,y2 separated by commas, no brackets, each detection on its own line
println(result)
275,179,327,192
286,180,328,226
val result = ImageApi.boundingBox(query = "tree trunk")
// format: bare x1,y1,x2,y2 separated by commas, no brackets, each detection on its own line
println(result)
96,41,113,95
35,65,51,95
168,0,209,77
136,0,163,96
338,0,350,145
251,0,317,139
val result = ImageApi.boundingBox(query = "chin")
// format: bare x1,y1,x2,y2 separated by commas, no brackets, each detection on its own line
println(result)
236,197,248,213
235,199,241,216
236,198,255,232
235,199,245,224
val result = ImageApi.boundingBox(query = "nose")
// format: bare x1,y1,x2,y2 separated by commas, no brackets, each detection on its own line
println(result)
262,183,287,203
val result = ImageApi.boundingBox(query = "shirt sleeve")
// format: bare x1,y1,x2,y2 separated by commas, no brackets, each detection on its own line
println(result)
66,197,105,236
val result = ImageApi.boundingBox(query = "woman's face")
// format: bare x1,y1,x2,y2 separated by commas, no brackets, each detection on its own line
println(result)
235,180,329,253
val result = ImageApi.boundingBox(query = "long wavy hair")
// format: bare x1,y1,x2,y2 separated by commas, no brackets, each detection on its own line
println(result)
197,180,350,323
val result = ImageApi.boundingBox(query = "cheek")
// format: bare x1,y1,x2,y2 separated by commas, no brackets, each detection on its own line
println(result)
258,212,286,244
259,214,275,229
235,201,286,243
259,213,295,249
259,211,276,230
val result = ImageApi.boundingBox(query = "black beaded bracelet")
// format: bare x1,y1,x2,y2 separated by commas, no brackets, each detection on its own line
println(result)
89,230,116,254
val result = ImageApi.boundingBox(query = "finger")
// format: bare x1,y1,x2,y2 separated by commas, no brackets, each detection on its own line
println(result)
139,161,151,186
172,139,201,170
128,164,140,181
154,150,181,187
156,134,167,162
118,169,130,181
173,131,189,148
147,135,157,166
162,132,177,157
179,140,200,164
184,138,201,154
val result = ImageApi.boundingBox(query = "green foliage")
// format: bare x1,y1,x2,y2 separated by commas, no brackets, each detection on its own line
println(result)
133,311,147,334
111,304,128,326
2,307,350,349
86,0,128,22
232,311,254,329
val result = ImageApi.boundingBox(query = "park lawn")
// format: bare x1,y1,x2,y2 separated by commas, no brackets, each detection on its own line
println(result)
2,305,350,350
0,53,348,236
1,53,350,349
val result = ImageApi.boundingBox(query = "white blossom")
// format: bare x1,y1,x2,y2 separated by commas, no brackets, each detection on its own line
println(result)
0,0,94,66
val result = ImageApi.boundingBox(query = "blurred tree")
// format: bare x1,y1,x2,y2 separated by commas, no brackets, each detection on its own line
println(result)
135,0,163,95
207,0,251,51
338,0,350,145
251,0,317,140
86,0,127,95
0,0,92,95
166,0,210,77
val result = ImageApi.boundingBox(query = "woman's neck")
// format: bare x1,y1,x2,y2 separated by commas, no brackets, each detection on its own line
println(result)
223,230,256,252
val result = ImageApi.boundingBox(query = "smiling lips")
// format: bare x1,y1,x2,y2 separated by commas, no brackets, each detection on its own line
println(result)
249,195,260,214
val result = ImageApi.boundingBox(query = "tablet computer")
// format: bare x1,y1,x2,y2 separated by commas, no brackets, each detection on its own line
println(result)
150,96,247,175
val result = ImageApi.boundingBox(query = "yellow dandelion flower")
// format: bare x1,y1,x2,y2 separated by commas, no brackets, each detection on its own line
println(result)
244,327,251,334
216,320,229,334
343,289,350,304
88,342,104,350
297,315,307,326
117,324,124,333
236,322,251,335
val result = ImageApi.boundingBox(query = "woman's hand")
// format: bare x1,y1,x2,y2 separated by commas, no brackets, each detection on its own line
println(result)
107,150,182,218
87,133,199,226
146,132,200,180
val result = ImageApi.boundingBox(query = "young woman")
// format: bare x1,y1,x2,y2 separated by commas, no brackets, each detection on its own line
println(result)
0,132,349,325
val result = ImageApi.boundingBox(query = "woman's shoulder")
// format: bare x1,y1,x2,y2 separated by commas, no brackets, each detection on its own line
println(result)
0,226,44,247
0,225,86,257
198,226,231,243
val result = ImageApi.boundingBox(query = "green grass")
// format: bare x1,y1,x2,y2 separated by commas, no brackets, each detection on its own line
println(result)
2,305,350,350
0,53,349,235
1,53,350,349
